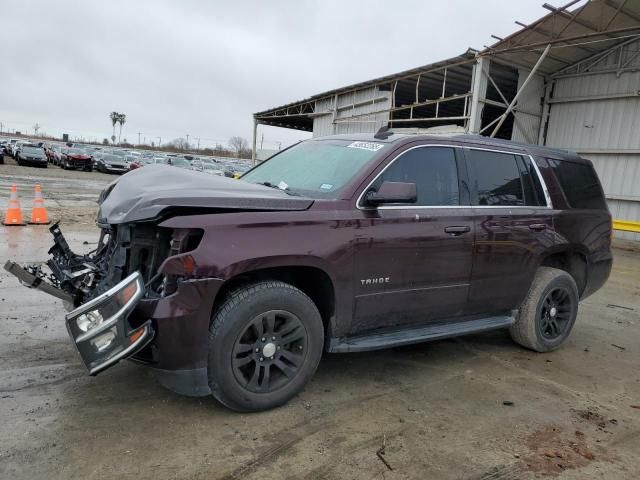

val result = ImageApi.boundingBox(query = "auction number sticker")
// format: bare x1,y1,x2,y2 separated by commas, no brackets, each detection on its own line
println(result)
347,141,385,152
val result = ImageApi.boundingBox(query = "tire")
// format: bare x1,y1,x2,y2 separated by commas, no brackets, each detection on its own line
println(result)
509,267,579,352
208,280,324,412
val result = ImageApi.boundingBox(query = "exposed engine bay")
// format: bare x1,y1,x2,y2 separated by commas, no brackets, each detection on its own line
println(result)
5,222,201,308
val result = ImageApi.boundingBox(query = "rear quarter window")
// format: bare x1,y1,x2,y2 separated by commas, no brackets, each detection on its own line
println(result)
549,159,607,210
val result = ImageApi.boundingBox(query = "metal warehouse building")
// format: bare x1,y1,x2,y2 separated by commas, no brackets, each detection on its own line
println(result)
252,0,640,239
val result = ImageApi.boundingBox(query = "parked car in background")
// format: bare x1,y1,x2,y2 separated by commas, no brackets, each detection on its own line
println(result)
168,156,191,169
95,152,129,174
61,147,93,171
202,163,225,176
11,140,30,158
190,158,204,171
16,145,48,168
51,145,65,166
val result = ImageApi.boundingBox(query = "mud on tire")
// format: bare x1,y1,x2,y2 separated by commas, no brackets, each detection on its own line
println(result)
207,280,324,412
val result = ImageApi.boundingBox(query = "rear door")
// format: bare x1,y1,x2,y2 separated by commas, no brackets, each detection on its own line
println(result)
352,144,474,333
463,147,554,315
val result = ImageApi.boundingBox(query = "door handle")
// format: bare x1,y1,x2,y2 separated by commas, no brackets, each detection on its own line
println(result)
529,223,547,231
444,226,471,236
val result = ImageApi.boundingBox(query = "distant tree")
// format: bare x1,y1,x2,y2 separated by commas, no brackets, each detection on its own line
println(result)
117,113,126,143
110,112,119,143
167,137,189,150
229,136,248,158
102,138,109,145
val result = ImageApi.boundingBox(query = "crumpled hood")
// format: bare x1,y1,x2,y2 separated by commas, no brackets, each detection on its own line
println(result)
97,164,314,224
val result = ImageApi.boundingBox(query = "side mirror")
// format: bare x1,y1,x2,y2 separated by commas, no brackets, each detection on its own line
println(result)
365,181,417,206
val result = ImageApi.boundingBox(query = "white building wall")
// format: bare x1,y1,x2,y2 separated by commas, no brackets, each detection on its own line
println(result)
510,68,544,145
544,39,640,241
313,86,391,137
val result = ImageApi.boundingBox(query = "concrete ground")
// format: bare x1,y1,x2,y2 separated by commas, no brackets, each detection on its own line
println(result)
1,160,639,480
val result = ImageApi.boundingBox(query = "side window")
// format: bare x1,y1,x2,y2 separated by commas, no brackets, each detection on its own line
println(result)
516,155,547,206
370,147,459,206
466,149,525,206
549,159,607,210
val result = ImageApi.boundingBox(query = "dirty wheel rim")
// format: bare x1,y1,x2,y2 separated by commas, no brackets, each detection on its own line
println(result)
539,287,574,340
231,310,308,393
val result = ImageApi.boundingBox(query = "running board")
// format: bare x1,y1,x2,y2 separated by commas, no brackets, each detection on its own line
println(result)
329,315,515,353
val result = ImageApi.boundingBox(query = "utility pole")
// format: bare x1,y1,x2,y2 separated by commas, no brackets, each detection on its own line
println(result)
137,132,142,145
0,122,3,134
185,134,190,149
34,123,40,136
157,136,162,146
194,137,200,150
143,136,146,145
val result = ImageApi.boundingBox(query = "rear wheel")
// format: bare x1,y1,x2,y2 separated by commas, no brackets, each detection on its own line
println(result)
510,267,579,352
208,281,324,412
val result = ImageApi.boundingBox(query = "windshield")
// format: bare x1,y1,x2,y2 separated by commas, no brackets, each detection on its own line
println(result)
242,140,386,197
68,148,86,155
23,146,43,155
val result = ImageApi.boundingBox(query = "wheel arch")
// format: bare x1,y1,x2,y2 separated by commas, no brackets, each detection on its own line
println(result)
213,264,337,343
539,248,588,297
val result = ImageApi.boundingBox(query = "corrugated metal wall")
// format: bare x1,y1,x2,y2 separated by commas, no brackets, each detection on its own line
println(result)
313,86,391,137
510,68,544,145
544,39,640,240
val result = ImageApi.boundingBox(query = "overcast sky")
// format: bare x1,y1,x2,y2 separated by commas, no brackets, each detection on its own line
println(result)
2,0,547,150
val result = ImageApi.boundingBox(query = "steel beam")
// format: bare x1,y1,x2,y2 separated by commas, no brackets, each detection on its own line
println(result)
490,44,551,137
468,57,488,134
546,90,640,104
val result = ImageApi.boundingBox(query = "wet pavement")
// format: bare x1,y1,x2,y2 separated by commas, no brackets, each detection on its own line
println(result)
1,163,640,479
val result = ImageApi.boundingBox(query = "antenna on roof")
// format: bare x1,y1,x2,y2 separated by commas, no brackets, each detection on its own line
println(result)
374,125,394,140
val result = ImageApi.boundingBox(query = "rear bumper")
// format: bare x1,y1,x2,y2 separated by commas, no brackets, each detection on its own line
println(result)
583,253,613,299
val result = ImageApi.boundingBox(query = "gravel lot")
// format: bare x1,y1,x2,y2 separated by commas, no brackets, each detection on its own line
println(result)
1,160,639,479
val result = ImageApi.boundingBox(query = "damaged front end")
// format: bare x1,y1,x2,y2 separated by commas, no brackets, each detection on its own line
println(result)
4,222,203,375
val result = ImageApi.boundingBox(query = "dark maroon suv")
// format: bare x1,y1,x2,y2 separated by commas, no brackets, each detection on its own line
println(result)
5,131,612,411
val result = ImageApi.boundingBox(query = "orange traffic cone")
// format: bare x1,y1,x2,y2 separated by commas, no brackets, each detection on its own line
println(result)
29,184,50,225
2,184,25,226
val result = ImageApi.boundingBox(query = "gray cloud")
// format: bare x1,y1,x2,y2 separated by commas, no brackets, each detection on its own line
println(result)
2,0,546,149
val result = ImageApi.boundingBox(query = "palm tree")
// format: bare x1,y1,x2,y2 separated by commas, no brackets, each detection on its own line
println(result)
110,112,119,143
117,113,126,143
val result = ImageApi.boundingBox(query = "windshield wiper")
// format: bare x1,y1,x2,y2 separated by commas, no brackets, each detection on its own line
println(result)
255,181,301,196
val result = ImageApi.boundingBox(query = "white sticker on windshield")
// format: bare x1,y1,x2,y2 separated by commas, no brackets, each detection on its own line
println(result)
277,181,289,190
347,141,385,152
320,183,334,190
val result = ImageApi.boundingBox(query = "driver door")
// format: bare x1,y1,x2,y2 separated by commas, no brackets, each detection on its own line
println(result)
351,145,474,334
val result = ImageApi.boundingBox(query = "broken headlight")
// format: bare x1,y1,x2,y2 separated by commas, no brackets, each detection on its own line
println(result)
66,272,153,375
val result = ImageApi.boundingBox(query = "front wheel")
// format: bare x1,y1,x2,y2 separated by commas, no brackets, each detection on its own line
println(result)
510,267,579,352
208,281,324,412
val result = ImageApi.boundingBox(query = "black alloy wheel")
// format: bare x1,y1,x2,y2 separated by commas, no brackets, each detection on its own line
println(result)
207,280,324,411
539,287,575,340
231,309,308,393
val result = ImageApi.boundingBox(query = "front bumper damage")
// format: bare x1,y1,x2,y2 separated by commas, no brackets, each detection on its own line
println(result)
65,272,154,375
4,223,214,382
